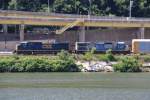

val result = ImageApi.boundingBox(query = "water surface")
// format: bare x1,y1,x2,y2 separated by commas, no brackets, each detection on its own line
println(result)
0,73,150,100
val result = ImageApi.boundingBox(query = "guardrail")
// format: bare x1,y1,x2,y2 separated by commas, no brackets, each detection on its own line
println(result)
0,10,85,18
1,16,150,24
1,10,150,22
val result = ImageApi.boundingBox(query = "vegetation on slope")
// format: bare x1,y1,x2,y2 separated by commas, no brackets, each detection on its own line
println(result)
113,56,142,72
0,0,150,17
0,51,80,72
0,49,149,73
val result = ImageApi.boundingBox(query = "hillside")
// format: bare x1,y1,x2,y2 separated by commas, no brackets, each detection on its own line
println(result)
0,0,150,17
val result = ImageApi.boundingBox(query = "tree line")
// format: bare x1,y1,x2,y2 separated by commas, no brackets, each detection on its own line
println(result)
0,0,150,17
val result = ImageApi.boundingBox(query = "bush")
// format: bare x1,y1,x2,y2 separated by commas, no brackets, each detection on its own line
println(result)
113,57,142,72
0,54,80,72
57,50,75,63
105,49,116,61
82,52,93,61
98,54,108,61
50,60,79,72
0,58,15,72
98,49,116,62
143,56,150,62
24,58,52,72
56,50,80,72
82,48,96,62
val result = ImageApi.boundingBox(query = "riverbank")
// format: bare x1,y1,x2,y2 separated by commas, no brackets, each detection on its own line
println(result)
0,51,80,72
77,61,150,72
0,50,150,73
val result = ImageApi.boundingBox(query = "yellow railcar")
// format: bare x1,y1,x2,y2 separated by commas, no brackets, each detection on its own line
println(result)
132,39,150,54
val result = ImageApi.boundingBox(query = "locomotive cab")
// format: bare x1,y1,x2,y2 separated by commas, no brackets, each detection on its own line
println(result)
115,42,126,51
115,42,130,54
104,42,113,50
75,42,92,53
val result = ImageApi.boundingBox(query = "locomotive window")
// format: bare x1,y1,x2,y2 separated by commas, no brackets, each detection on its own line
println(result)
78,43,90,46
42,44,51,49
28,42,33,46
21,43,27,47
104,43,113,49
117,44,125,49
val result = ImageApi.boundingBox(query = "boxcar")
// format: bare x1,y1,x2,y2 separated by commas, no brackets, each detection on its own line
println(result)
132,39,150,54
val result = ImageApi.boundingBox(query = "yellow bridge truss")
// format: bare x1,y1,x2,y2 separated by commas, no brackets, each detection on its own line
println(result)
56,19,84,34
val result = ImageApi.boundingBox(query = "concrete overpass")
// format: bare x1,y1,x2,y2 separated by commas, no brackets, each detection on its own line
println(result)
0,10,150,27
0,10,149,42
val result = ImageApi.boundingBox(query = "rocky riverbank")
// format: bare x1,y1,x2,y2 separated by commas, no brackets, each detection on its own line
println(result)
76,61,150,72
76,61,115,72
0,50,150,73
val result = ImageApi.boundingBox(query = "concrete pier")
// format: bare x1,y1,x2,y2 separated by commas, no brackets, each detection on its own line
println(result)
20,24,25,41
140,27,145,39
79,26,85,42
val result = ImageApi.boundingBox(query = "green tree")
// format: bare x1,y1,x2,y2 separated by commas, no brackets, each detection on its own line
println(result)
0,0,10,10
0,0,148,17
8,0,46,12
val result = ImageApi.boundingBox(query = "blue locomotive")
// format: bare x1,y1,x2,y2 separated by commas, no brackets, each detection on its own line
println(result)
15,41,130,54
15,41,69,54
75,42,130,54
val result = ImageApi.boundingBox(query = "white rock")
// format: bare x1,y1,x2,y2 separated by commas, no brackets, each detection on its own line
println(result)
104,66,114,72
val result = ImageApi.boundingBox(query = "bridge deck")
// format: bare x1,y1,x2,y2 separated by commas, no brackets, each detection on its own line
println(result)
0,10,150,27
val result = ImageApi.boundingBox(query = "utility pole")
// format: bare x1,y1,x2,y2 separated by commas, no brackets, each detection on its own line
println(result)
15,0,17,10
48,0,50,13
129,0,133,18
88,0,92,20
2,0,4,10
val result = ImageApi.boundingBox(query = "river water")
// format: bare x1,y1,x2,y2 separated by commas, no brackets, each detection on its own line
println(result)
0,73,150,100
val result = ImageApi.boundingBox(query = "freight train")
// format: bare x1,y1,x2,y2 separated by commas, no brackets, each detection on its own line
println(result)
14,41,130,54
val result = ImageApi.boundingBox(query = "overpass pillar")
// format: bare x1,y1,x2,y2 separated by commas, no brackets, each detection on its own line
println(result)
3,24,8,49
138,27,145,39
3,24,8,34
79,26,85,42
20,24,25,41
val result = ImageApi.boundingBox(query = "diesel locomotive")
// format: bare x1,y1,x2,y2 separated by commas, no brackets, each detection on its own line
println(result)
15,41,69,54
75,42,130,54
15,41,130,54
